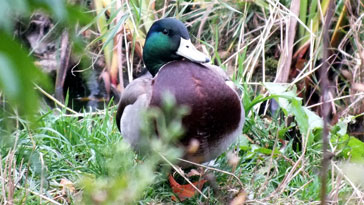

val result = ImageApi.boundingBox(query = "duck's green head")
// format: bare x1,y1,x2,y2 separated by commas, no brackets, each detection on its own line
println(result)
143,18,210,76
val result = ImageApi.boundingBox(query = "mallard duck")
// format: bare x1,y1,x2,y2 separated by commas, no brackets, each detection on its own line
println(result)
116,18,244,165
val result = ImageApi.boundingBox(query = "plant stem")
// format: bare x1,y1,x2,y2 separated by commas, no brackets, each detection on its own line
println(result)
320,0,335,204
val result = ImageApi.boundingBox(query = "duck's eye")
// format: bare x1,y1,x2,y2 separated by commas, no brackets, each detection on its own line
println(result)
162,29,169,35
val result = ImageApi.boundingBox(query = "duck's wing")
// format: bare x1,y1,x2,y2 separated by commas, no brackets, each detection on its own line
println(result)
116,73,153,140
203,63,239,93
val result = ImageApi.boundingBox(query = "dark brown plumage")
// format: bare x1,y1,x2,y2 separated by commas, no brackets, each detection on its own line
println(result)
149,61,242,163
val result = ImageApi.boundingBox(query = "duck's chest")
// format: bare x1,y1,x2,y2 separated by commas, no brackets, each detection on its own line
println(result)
149,61,242,144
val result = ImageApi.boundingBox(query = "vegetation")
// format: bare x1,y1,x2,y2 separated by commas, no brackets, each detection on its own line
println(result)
1,0,364,204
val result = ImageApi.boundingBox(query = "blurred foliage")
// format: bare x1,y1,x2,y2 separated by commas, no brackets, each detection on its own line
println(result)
81,94,185,204
0,31,48,121
0,95,185,204
0,0,91,122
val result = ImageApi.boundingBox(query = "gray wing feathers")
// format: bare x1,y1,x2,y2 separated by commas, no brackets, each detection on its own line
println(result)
121,94,150,147
117,73,153,145
119,73,153,106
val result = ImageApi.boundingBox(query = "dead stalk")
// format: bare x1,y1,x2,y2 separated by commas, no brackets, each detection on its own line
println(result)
158,153,208,200
319,0,335,204
34,84,78,114
0,154,6,204
0,176,62,205
268,129,309,199
116,0,124,93
178,156,244,188
332,163,364,203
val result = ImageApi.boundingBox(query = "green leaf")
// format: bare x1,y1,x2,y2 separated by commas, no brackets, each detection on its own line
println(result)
255,147,275,155
28,0,91,26
46,0,67,20
332,134,364,162
290,99,308,134
304,107,323,131
333,115,354,136
265,83,323,145
65,4,93,26
253,0,269,9
332,116,364,162
239,134,251,151
0,0,29,31
278,123,295,139
0,31,50,120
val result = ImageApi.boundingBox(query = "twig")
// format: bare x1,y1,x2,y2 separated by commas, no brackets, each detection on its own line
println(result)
307,92,364,109
288,179,314,198
319,0,335,204
116,0,124,93
40,153,45,204
243,0,280,82
344,191,357,205
55,30,71,102
196,3,213,42
0,155,6,204
328,174,343,204
34,84,78,114
268,129,309,198
274,0,300,84
332,163,364,203
176,157,244,188
123,27,132,83
0,176,61,205
158,153,208,200
257,135,279,194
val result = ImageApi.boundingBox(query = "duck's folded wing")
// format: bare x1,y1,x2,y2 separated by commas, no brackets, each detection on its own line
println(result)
115,74,152,132
203,63,239,94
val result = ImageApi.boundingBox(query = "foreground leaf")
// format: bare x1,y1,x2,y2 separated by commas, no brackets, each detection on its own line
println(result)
0,31,49,119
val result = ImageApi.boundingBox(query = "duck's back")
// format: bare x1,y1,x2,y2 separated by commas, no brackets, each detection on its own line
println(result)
150,61,244,163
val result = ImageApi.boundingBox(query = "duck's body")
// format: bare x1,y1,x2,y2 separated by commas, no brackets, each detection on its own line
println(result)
116,18,244,165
